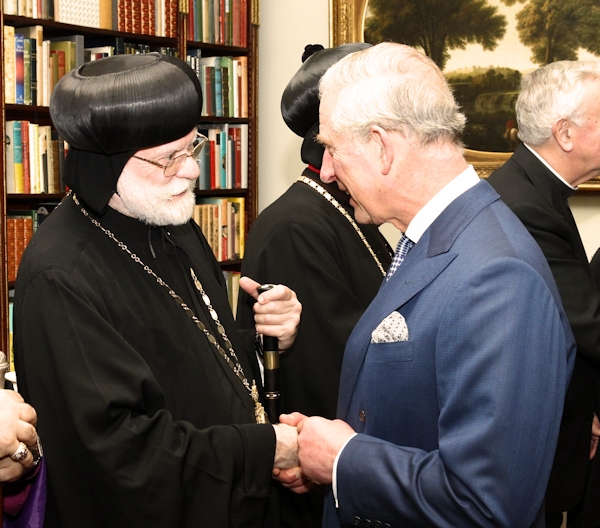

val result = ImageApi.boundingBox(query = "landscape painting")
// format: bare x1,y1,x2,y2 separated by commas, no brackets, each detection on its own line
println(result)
359,0,600,153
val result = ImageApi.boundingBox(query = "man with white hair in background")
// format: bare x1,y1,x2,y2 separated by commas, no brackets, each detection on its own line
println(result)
488,60,600,528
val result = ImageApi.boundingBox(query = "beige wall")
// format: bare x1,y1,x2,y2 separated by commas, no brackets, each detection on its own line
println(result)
257,1,600,258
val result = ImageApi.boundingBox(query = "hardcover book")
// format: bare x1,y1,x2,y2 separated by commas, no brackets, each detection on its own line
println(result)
5,121,16,193
19,26,43,106
4,26,16,104
15,34,25,105
23,38,32,105
56,0,101,28
12,121,25,193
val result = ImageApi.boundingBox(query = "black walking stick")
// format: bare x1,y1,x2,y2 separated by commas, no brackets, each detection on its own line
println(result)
257,285,282,423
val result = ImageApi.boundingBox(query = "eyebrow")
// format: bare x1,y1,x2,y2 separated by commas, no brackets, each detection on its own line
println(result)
157,139,193,161
315,133,332,149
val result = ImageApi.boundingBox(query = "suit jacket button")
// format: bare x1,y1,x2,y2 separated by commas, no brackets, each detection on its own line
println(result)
359,409,366,422
373,522,383,528
364,521,372,528
353,516,361,526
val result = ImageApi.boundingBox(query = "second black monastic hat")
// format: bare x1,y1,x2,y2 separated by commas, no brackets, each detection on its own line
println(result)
281,43,371,168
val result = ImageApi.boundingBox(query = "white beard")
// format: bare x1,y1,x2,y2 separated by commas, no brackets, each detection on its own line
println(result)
115,169,197,226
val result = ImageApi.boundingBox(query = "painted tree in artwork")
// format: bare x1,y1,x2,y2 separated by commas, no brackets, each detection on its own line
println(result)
504,0,600,65
364,0,507,70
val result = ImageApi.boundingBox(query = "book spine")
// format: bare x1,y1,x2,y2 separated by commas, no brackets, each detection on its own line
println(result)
240,123,248,188
7,219,18,282
99,0,113,29
132,0,142,34
39,126,49,193
4,26,16,104
13,121,24,194
30,39,38,106
29,123,39,193
21,121,31,194
51,130,61,193
15,35,25,105
148,0,155,35
23,38,32,105
219,129,227,188
5,122,16,194
42,40,51,106
4,0,18,14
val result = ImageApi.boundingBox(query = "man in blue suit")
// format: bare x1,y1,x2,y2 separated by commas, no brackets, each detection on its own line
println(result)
277,43,576,527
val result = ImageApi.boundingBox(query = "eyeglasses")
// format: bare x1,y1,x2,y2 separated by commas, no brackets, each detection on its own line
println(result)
132,132,208,177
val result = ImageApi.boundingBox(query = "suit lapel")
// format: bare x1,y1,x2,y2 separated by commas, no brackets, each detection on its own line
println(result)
337,181,499,417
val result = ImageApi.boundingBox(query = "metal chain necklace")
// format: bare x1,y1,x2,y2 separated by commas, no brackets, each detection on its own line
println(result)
297,175,386,276
71,193,268,424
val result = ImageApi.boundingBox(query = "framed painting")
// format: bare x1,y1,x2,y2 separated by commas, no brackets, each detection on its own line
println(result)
329,0,600,191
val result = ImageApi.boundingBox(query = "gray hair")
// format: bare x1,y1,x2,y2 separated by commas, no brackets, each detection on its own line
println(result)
516,60,600,146
318,42,466,147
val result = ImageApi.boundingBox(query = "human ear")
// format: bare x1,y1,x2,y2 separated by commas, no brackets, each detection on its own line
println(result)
552,118,574,153
370,126,393,175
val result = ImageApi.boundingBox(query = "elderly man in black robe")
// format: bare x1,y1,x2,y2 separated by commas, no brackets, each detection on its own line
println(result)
13,53,301,528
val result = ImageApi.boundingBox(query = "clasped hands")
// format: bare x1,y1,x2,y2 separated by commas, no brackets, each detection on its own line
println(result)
0,389,39,483
272,413,356,494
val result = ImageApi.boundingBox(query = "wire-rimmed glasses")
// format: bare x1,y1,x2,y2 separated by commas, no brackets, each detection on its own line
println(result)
132,131,208,177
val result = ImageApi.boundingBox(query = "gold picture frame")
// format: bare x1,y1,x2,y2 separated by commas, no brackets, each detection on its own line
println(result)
328,0,600,191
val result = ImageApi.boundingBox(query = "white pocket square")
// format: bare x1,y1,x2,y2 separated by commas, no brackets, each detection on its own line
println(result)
371,311,409,343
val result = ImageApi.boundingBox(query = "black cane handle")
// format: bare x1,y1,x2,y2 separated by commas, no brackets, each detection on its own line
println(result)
257,284,282,423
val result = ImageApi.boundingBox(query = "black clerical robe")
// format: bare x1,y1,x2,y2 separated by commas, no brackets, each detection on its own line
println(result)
238,169,393,420
14,194,278,528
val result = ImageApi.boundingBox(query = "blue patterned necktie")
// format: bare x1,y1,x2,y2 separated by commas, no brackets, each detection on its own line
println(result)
386,233,414,280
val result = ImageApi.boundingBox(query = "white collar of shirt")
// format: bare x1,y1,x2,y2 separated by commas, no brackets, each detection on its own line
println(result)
523,143,577,191
405,165,480,243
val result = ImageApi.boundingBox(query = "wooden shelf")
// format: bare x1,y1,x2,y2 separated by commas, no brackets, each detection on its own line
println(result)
0,8,259,354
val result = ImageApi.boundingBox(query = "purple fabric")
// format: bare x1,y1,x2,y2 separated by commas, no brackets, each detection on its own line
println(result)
3,458,46,528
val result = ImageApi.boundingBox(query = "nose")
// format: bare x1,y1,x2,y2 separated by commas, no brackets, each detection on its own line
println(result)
320,149,336,184
179,155,201,180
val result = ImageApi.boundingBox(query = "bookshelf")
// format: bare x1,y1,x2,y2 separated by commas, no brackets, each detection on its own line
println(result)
0,2,259,357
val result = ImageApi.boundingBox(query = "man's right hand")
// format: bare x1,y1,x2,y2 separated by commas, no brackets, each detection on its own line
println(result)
0,389,38,482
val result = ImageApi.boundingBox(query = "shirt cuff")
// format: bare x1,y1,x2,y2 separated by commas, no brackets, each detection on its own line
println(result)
332,432,357,508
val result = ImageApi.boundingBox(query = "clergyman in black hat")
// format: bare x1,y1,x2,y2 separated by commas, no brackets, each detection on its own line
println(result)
13,52,301,528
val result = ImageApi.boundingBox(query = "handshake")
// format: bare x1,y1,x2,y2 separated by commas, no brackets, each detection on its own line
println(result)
271,413,356,493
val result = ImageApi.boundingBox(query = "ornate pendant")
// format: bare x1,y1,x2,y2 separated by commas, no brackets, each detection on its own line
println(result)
252,381,269,424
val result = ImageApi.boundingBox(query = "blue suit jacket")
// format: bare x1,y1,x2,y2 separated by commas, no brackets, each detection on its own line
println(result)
324,181,575,528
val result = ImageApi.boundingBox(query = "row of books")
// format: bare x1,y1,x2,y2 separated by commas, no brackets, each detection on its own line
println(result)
193,198,245,262
186,0,247,47
2,0,178,38
187,53,248,118
5,120,66,195
2,0,248,41
6,210,40,282
3,26,177,106
5,120,248,195
197,124,248,190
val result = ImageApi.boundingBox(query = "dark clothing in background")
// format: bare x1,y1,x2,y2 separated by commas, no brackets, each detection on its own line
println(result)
488,144,600,527
238,168,392,527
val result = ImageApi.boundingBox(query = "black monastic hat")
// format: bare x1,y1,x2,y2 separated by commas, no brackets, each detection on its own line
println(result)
281,43,371,168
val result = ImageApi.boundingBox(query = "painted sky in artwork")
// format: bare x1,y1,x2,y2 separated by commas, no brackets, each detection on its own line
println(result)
365,0,600,74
